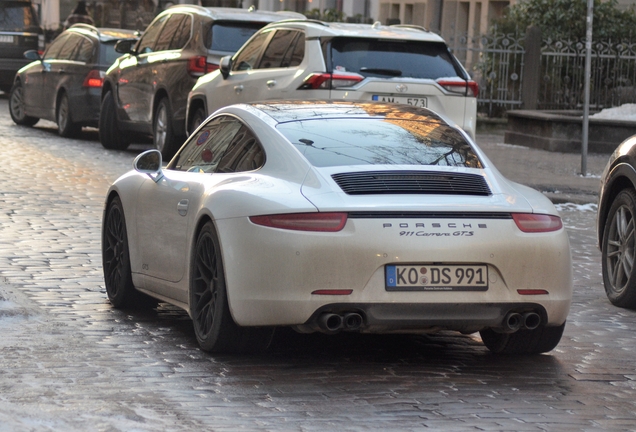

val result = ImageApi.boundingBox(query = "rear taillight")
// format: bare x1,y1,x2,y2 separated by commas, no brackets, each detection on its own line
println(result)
512,213,563,233
188,56,219,77
249,213,348,232
437,79,479,97
298,72,364,90
83,69,104,88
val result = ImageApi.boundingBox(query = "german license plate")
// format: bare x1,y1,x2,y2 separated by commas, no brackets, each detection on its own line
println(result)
0,35,14,43
372,95,427,107
385,264,488,291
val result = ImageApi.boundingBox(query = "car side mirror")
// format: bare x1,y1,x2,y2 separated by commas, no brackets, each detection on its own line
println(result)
134,149,163,182
24,50,41,61
220,55,232,79
115,39,137,55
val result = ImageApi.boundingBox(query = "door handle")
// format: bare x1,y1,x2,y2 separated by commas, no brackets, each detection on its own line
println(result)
234,84,244,94
266,80,276,88
177,199,189,217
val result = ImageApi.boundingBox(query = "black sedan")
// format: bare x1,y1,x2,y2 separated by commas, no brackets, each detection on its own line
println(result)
8,24,137,137
598,134,636,308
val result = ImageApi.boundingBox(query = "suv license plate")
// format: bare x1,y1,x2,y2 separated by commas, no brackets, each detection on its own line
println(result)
372,95,427,107
0,35,14,43
385,264,488,291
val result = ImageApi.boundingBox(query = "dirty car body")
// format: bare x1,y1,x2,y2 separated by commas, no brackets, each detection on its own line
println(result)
103,100,572,355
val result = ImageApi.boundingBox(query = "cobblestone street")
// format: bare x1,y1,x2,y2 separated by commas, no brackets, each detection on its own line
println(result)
0,96,635,431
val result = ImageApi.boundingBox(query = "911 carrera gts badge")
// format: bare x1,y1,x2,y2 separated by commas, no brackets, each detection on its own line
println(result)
383,222,487,237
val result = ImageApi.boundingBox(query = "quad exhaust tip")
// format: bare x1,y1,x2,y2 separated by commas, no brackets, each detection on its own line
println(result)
502,311,542,333
317,312,364,333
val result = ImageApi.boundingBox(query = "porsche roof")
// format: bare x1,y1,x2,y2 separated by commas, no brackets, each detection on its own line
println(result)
249,100,446,124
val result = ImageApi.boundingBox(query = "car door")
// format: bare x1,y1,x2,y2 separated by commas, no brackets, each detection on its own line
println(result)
134,115,245,285
116,14,167,123
43,33,84,117
22,33,70,116
210,29,306,111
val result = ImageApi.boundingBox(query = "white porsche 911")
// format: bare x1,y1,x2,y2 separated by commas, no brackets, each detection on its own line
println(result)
102,100,572,355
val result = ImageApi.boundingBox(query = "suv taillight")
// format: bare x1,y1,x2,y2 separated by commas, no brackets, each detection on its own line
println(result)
437,79,479,97
82,69,104,88
188,56,219,77
298,72,364,90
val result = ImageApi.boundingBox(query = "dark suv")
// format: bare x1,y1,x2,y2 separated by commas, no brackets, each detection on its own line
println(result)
0,0,42,93
99,5,304,158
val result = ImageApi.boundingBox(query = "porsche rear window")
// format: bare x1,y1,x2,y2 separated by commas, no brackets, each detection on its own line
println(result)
276,118,482,168
328,38,463,79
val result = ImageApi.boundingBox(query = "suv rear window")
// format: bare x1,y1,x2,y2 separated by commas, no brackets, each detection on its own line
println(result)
276,118,481,168
207,22,265,53
0,1,39,31
328,38,464,80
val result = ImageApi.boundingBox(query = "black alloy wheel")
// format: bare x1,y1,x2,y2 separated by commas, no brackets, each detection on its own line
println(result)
190,222,273,353
9,81,39,126
99,91,130,150
602,188,636,308
480,322,566,355
102,196,136,308
57,92,81,137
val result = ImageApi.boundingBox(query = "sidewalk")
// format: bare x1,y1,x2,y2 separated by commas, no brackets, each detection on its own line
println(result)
475,126,608,205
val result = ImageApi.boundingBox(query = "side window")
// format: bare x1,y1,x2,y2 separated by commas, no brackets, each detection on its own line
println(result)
231,30,271,72
43,34,70,60
170,15,192,50
74,37,95,63
258,30,300,69
216,126,265,173
154,14,185,52
283,32,305,67
136,15,167,54
170,116,243,172
57,34,83,60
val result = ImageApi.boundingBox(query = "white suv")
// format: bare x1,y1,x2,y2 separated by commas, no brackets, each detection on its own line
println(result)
186,20,477,137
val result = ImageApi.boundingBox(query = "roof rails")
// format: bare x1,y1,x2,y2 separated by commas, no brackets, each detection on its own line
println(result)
390,24,430,32
68,23,98,34
270,18,327,26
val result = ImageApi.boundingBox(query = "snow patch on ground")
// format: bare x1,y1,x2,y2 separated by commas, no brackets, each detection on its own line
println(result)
555,202,598,212
591,104,636,121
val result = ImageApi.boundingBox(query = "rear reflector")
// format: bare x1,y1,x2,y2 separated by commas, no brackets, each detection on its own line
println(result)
249,212,348,232
437,79,479,97
517,289,549,295
298,72,364,90
83,69,104,88
512,213,563,233
311,289,353,295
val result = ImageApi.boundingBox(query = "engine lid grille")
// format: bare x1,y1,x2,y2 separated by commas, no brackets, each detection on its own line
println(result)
331,171,492,196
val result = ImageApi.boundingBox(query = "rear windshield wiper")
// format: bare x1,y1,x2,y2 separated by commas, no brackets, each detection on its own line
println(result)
359,67,402,77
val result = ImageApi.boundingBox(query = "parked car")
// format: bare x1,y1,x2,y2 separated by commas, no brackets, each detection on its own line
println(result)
8,24,138,137
102,100,572,355
99,5,305,159
597,134,636,309
187,20,478,138
0,0,43,93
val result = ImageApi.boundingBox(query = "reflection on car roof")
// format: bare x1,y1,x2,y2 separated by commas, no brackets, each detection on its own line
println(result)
250,100,446,124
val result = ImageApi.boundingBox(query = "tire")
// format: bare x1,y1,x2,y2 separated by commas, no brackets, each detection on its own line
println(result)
153,98,181,160
9,81,39,126
99,91,130,150
189,106,207,135
602,188,636,308
190,222,274,353
57,92,81,138
102,196,152,309
480,322,566,355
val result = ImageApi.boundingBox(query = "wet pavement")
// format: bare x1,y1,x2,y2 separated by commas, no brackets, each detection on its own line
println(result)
0,96,635,431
